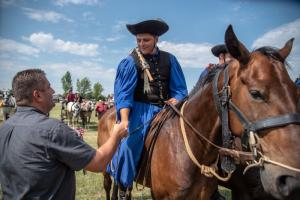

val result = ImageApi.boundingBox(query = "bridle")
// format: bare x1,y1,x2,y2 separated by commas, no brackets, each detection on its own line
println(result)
167,63,300,180
212,64,300,173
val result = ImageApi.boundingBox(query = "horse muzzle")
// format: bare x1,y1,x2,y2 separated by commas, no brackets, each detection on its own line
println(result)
276,175,300,200
260,164,300,200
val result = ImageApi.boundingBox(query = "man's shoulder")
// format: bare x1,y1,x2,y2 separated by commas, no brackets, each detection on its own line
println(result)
117,56,136,70
124,55,135,62
17,110,68,132
160,50,170,56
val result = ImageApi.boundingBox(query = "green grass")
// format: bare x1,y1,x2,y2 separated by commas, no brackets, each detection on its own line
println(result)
0,104,231,199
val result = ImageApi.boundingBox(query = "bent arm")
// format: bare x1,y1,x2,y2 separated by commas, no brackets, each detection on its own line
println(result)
114,56,137,121
85,123,127,172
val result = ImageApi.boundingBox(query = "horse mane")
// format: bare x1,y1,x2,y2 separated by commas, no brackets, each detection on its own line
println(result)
254,46,291,69
189,66,220,98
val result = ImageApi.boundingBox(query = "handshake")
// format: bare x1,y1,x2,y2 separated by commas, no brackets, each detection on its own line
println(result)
111,122,128,140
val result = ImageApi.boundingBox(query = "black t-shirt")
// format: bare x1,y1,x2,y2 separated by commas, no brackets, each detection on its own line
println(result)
0,106,96,200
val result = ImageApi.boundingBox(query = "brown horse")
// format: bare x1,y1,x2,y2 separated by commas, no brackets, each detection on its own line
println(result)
98,25,300,200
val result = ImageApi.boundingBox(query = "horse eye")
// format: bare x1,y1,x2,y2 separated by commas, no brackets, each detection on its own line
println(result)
249,90,265,101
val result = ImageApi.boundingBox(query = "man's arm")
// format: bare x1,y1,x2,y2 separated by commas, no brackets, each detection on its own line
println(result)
119,108,130,128
84,123,128,172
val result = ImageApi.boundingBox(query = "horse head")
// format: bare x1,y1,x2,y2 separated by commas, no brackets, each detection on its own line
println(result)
3,92,15,107
67,102,80,117
222,25,300,199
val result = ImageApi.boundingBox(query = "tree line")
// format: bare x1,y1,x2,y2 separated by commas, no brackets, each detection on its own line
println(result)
61,71,107,101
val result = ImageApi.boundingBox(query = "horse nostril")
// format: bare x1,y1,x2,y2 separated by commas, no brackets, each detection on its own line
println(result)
277,175,300,199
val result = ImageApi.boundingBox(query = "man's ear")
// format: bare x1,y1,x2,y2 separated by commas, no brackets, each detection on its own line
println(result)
32,90,41,102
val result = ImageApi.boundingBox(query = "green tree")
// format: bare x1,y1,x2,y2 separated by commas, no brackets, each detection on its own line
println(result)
76,77,92,98
93,82,104,101
61,71,72,95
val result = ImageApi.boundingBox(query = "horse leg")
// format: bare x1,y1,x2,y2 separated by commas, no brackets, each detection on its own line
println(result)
81,114,87,129
5,112,9,120
111,181,119,200
88,111,91,123
3,108,9,120
127,186,132,200
119,184,132,200
103,172,113,200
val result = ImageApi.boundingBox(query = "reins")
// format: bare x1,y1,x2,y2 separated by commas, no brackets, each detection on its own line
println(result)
178,101,232,181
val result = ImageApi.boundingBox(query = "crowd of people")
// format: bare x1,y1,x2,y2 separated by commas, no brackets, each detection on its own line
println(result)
0,18,299,200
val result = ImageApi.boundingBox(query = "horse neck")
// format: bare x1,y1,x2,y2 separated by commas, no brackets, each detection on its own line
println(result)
183,84,220,160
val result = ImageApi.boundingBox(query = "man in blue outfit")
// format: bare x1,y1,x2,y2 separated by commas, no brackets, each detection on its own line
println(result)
109,19,188,199
198,44,233,85
0,69,127,200
295,75,300,87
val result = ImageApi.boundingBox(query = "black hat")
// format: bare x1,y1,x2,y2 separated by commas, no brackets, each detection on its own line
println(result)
211,44,228,57
126,19,169,36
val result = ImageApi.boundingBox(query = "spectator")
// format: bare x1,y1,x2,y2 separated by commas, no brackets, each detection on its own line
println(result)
95,100,107,119
0,69,128,200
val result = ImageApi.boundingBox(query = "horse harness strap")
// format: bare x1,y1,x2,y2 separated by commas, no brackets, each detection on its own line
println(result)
212,64,300,172
228,100,300,149
213,65,236,173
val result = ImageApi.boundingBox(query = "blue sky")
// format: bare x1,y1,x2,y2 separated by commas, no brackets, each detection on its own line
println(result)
1,0,300,95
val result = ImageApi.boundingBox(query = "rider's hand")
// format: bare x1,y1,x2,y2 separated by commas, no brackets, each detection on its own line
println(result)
167,98,178,105
112,122,128,140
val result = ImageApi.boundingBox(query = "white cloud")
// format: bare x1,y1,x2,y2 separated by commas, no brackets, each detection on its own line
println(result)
252,18,300,80
54,0,98,6
158,41,216,68
252,18,300,49
112,21,127,33
0,38,40,56
103,21,127,42
27,32,99,57
0,60,15,69
233,4,241,12
23,8,73,23
82,11,96,21
106,36,122,42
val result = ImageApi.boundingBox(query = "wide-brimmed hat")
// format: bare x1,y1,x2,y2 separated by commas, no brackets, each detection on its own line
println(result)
126,19,169,36
211,44,228,57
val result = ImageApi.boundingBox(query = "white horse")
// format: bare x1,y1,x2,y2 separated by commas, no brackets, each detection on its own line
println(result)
1,92,16,121
66,102,80,127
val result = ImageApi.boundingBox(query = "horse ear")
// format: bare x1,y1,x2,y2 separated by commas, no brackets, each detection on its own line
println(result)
225,25,250,65
279,38,294,60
